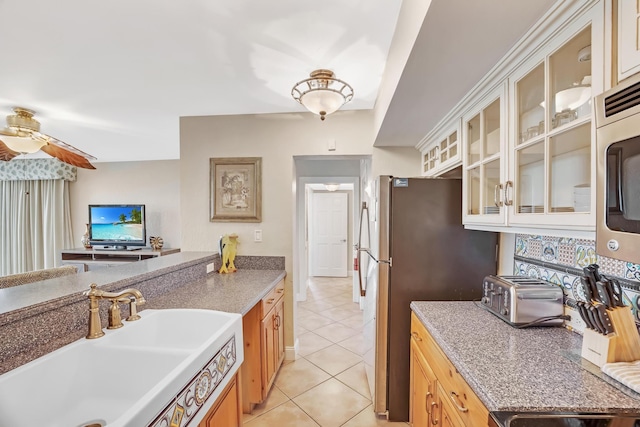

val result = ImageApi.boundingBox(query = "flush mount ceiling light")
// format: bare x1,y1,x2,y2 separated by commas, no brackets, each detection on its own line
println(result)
291,69,354,121
0,107,96,169
324,183,340,192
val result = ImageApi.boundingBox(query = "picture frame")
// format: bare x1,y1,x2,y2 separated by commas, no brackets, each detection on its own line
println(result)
210,157,262,222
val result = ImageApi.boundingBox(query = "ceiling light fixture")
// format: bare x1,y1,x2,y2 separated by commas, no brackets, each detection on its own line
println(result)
324,183,340,192
291,69,354,121
0,107,96,168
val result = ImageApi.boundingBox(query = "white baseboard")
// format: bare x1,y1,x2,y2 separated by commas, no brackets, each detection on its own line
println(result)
285,339,299,361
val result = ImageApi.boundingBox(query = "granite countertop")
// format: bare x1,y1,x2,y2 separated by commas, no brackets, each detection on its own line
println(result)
0,252,216,317
144,269,286,315
411,301,640,414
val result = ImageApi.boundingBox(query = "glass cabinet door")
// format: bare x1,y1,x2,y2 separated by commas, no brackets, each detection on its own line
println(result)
512,25,592,220
464,93,504,223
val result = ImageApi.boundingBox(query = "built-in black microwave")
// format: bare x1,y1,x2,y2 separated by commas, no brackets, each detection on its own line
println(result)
595,72,640,264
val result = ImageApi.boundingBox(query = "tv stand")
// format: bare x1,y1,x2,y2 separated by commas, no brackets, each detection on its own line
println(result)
60,247,180,271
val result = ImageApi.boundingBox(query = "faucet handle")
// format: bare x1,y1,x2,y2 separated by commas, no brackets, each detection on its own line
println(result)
107,299,124,329
119,296,143,321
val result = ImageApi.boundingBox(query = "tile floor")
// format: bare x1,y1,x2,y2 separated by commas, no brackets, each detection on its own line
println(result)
243,276,408,427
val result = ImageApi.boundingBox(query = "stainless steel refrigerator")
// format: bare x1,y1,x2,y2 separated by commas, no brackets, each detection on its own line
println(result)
360,176,498,422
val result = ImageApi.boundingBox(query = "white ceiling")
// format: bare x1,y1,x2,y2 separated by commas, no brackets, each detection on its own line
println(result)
0,0,556,163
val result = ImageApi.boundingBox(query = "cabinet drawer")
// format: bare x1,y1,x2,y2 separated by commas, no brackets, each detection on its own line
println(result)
410,313,489,427
261,279,285,318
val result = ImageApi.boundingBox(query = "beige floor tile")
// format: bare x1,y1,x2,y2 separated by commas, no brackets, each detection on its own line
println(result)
324,293,356,305
313,322,360,343
298,331,333,356
244,400,320,427
305,344,362,376
339,313,364,331
297,307,317,319
296,312,335,331
293,378,370,427
337,332,365,355
296,324,308,336
335,362,371,399
247,385,289,418
336,301,363,313
341,405,409,427
274,357,331,398
321,306,358,322
298,299,336,313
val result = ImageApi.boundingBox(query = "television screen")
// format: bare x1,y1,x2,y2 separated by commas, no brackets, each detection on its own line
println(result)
89,204,146,248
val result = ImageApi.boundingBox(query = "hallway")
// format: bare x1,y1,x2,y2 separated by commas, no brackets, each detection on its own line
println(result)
242,277,407,427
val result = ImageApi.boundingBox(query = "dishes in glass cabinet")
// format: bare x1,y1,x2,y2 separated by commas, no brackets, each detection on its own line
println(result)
518,205,544,213
483,206,500,214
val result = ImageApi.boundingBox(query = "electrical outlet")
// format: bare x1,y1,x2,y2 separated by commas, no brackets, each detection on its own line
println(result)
254,230,263,242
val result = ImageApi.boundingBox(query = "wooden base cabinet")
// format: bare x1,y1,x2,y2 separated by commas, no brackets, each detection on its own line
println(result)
410,312,490,427
199,374,242,427
241,279,285,413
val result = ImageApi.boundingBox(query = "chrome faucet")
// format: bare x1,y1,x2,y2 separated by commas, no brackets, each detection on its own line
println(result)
83,283,146,339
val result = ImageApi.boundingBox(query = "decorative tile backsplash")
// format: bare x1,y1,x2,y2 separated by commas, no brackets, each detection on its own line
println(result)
512,234,640,333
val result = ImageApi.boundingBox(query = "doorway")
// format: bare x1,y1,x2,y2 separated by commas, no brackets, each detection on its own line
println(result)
309,191,349,277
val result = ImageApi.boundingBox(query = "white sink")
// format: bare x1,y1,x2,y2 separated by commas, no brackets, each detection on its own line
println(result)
0,309,243,427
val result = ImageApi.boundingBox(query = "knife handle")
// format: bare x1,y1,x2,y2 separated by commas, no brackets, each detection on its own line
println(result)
608,278,625,307
594,303,614,335
596,281,614,309
577,302,594,330
580,276,594,302
588,305,606,334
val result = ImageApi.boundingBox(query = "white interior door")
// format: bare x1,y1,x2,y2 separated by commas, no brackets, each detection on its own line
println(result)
310,192,348,277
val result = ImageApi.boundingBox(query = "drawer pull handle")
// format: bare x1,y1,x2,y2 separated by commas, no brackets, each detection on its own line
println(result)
276,288,284,293
411,332,422,341
430,402,439,425
266,298,275,304
449,391,468,413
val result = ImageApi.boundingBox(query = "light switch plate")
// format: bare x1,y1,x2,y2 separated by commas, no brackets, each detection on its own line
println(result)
254,230,262,242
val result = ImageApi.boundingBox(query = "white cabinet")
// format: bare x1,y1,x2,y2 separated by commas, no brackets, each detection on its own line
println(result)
462,86,507,226
618,0,640,81
419,121,461,177
462,4,604,233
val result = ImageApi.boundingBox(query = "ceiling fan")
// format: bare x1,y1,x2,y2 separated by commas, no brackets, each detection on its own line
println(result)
0,107,96,169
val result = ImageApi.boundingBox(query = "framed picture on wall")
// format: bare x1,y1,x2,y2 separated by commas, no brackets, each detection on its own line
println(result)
210,157,262,222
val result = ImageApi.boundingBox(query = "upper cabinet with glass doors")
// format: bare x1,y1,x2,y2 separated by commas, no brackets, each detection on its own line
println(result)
507,24,598,229
420,120,461,177
462,86,506,225
462,1,603,232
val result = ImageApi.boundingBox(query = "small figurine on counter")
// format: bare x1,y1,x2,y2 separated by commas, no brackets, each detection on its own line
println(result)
218,233,239,274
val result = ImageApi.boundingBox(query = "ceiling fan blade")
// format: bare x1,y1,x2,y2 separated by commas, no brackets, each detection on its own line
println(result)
34,132,96,169
40,143,96,169
0,138,19,161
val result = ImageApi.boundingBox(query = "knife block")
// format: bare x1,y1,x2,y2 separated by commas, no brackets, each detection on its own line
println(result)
581,306,640,368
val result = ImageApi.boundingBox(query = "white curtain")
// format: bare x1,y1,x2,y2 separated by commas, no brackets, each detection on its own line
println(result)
0,179,74,275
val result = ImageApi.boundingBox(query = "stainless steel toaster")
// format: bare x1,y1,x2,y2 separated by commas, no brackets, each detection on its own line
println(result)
481,275,564,326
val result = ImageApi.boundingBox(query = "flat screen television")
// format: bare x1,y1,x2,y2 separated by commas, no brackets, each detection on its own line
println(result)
88,204,146,250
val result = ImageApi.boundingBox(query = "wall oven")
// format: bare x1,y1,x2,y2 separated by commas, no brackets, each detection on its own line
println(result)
595,72,640,264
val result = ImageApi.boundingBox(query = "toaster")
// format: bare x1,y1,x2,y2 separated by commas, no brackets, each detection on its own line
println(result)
481,275,564,326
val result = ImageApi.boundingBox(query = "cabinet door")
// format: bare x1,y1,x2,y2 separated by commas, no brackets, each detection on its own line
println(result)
509,23,597,229
261,309,276,399
462,85,507,226
201,375,241,427
409,339,436,427
619,0,640,81
274,298,285,370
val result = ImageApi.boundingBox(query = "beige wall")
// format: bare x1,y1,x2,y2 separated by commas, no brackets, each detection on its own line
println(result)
70,160,181,249
180,109,419,352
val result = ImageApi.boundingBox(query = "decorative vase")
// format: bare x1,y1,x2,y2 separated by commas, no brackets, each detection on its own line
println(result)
150,236,164,251
81,223,92,249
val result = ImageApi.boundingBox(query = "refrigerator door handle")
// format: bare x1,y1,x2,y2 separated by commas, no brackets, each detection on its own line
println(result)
357,202,393,297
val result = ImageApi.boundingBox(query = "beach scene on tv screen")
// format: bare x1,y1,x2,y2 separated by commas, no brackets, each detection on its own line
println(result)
91,206,143,241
